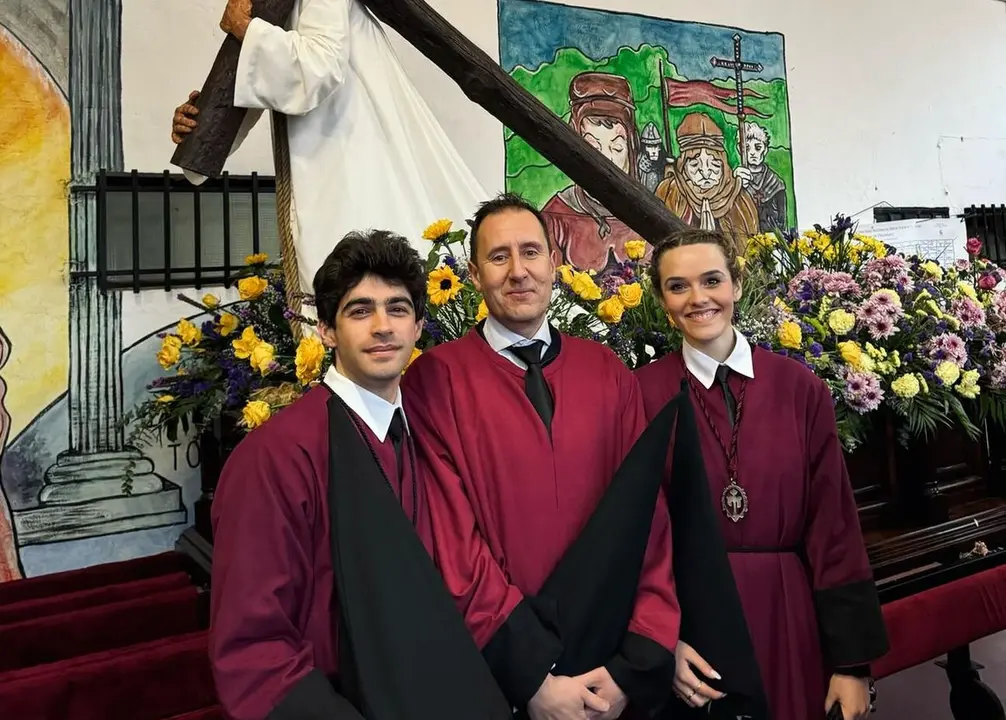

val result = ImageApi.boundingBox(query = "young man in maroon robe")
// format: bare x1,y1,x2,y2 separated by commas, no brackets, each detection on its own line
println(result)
209,230,511,720
634,227,888,720
402,193,681,719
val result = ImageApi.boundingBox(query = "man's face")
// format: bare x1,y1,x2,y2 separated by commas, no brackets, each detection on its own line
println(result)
684,149,724,191
469,209,555,338
644,144,661,162
745,136,767,167
582,117,630,174
318,274,421,396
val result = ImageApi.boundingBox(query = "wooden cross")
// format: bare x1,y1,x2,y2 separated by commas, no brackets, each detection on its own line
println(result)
710,34,763,166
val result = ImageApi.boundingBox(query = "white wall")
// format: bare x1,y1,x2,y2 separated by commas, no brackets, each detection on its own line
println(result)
122,0,1006,229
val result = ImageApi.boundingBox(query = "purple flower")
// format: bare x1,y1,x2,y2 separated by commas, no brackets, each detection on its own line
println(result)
842,369,884,413
809,343,824,358
924,332,968,367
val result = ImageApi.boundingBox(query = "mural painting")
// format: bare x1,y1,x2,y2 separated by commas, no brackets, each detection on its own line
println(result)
499,0,797,276
0,1,196,582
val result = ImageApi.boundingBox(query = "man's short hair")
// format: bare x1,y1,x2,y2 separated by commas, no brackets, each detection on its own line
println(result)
313,229,426,326
469,192,550,261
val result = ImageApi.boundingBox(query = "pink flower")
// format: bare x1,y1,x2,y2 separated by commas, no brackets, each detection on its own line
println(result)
924,332,968,366
988,293,1006,332
950,296,986,328
861,256,913,293
842,369,884,413
966,237,983,256
979,274,998,291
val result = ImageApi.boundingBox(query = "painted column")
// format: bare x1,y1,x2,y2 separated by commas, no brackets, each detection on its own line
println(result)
16,0,185,545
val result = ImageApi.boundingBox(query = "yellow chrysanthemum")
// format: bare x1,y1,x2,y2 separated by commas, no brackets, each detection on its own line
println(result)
157,394,175,403
827,309,856,336
777,320,802,350
238,276,269,301
890,374,920,399
295,334,326,385
957,281,978,301
921,261,943,280
624,239,647,260
218,312,239,337
956,369,980,399
403,347,422,374
571,271,602,300
241,400,272,429
232,326,261,359
617,282,643,309
475,299,489,322
427,266,463,306
597,296,625,324
157,335,182,369
556,265,575,285
422,219,453,241
245,253,269,265
935,361,960,386
177,318,202,346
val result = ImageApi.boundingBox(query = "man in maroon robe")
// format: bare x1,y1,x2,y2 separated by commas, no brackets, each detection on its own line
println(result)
402,193,681,719
209,230,511,720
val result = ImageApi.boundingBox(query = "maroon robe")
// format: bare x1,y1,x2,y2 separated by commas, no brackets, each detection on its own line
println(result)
402,326,680,714
209,384,511,720
636,349,888,719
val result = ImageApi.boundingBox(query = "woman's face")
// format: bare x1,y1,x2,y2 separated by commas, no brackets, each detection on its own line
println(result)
657,242,740,350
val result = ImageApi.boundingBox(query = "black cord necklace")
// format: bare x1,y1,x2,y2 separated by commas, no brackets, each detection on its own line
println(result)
346,410,419,527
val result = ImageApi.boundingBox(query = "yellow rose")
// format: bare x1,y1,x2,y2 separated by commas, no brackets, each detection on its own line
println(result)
241,400,272,429
238,276,269,301
422,218,453,241
597,296,625,324
556,265,575,285
837,340,863,368
202,293,220,309
157,394,175,403
571,271,602,300
232,326,261,359
218,312,239,337
403,347,422,374
890,374,920,399
934,360,960,386
245,253,269,265
827,309,856,336
156,335,182,369
617,282,643,308
475,299,489,322
249,341,276,376
176,318,202,346
295,334,326,385
624,239,647,260
777,320,802,350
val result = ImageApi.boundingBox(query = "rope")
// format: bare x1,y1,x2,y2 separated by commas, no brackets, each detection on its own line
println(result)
271,111,303,342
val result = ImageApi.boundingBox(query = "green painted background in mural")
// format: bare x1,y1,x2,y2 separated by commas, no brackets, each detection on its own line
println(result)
499,0,797,232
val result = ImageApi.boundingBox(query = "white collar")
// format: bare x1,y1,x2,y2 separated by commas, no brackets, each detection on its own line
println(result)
483,314,551,369
323,366,408,442
682,328,755,389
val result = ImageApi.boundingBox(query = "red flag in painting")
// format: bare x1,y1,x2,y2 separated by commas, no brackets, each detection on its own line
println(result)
664,78,768,118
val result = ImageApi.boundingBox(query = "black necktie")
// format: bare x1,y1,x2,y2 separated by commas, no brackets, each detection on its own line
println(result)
388,409,406,493
508,341,554,433
715,365,736,427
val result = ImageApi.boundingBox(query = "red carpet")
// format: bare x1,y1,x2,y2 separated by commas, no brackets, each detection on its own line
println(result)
0,552,222,720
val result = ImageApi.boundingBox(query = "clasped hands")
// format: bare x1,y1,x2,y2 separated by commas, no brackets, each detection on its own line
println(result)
528,667,627,720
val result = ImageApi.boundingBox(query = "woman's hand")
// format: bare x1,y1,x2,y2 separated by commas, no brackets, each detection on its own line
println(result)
673,640,726,708
825,674,872,719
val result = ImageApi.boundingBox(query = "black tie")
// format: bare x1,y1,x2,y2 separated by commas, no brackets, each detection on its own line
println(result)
715,365,736,427
388,409,406,494
508,341,554,433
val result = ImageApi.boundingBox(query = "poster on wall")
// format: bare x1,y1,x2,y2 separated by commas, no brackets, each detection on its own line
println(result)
499,0,797,276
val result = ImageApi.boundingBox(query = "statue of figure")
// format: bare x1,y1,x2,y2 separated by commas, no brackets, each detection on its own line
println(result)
734,122,788,232
636,122,669,193
655,113,759,251
539,72,651,276
0,326,22,582
171,0,487,292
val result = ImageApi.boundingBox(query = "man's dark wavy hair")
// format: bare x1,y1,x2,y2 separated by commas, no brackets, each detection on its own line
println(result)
313,229,426,326
468,192,550,261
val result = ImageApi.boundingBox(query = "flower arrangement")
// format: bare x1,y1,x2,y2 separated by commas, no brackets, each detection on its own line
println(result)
744,217,1006,450
121,254,330,489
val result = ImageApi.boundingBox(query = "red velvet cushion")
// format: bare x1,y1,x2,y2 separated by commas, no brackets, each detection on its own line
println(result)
0,552,186,606
874,564,1006,678
165,707,224,720
0,631,217,720
0,585,202,671
0,571,191,626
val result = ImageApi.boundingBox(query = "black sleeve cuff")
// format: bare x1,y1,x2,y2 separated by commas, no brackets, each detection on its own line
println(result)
267,668,364,719
604,632,675,716
835,664,872,678
482,596,564,710
814,578,890,669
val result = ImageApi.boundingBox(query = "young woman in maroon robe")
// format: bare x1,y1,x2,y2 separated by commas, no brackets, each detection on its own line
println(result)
403,193,681,720
634,228,888,720
209,230,509,720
